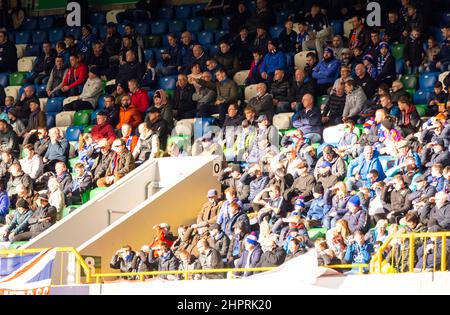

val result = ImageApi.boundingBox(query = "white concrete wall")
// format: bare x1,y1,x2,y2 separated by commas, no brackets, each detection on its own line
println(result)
77,156,220,274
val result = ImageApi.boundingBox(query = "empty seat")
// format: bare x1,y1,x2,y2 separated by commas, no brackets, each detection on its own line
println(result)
233,70,250,86
316,95,330,107
275,11,290,24
186,18,203,33
204,17,220,30
20,17,38,31
32,30,48,44
144,49,155,62
197,32,215,46
191,3,206,16
15,44,27,59
49,28,65,44
343,19,353,38
24,44,40,57
66,126,82,142
419,72,439,91
135,22,150,36
144,36,162,49
56,111,75,127
0,73,8,87
8,72,26,86
127,9,149,22
65,27,81,40
413,90,432,104
245,84,258,101
175,5,191,19
15,31,31,45
269,25,283,39
17,57,36,72
395,59,405,75
273,113,294,130
168,20,185,34
158,7,173,20
401,75,418,89
106,9,126,24
151,21,168,35
5,86,21,99
294,51,314,70
392,44,404,60
158,76,177,90
90,11,106,26
115,11,132,24
46,97,64,113
73,111,91,126
330,20,344,36
38,16,54,29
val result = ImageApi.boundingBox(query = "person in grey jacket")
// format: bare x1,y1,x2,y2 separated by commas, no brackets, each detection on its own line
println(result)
63,67,103,111
343,80,367,121
0,120,20,158
314,146,347,181
196,239,225,279
193,71,217,115
247,83,274,122
46,56,68,98
2,199,32,242
133,123,160,165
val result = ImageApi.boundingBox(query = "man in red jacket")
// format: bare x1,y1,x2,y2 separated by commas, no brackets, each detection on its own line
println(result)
61,54,88,97
128,79,149,114
91,111,116,146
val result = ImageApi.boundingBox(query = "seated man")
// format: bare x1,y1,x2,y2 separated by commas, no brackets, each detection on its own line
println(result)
397,95,420,137
91,111,116,146
343,230,374,273
172,74,196,120
2,199,32,242
132,123,160,165
23,41,56,86
383,175,412,224
63,66,102,111
342,195,369,234
247,83,274,123
12,194,57,242
7,163,33,206
97,138,135,188
116,95,142,130
197,239,225,279
87,139,114,184
14,85,39,123
54,161,73,199
292,94,323,143
347,146,385,191
234,234,263,277
342,80,367,122
312,47,341,95
67,162,92,205
260,39,287,83
46,56,68,98
43,128,69,173
270,69,292,114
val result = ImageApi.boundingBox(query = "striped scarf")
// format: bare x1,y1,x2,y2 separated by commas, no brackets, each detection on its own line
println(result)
377,52,390,74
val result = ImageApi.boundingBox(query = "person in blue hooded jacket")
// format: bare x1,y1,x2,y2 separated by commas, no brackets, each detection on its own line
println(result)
312,47,341,95
342,195,369,234
347,146,386,191
259,39,287,83
0,181,10,224
305,183,330,228
344,230,374,273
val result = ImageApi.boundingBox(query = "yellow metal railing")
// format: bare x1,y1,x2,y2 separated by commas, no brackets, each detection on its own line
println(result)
370,232,450,274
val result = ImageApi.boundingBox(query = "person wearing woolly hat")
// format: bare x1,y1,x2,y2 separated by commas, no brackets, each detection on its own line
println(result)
375,41,395,85
305,183,330,228
2,198,33,241
235,233,263,277
342,195,369,234
312,46,341,95
363,54,378,79
259,38,287,83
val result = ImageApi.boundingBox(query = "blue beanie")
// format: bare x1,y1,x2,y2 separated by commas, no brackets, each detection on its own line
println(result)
324,47,334,55
246,234,259,246
378,42,389,50
348,195,361,207
294,197,305,208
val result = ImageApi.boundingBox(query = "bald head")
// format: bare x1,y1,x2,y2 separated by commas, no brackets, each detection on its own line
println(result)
302,94,314,109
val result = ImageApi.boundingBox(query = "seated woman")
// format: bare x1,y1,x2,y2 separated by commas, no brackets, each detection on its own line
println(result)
133,123,160,165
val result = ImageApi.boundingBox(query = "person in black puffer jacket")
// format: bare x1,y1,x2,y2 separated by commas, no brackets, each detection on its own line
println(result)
321,82,346,126
270,69,292,113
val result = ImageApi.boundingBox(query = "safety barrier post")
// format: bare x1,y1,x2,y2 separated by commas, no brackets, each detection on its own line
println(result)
442,236,447,272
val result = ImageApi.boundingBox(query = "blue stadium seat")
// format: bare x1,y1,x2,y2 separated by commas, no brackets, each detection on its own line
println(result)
158,7,174,20
276,11,290,24
97,96,106,109
440,12,450,28
186,18,203,33
147,90,154,101
151,21,168,35
269,25,283,39
221,16,232,31
15,31,31,45
66,127,82,142
158,76,177,90
206,44,219,56
91,110,102,124
46,97,64,113
46,115,55,129
128,9,149,22
215,30,229,42
65,27,81,40
153,48,165,63
431,27,444,43
117,24,126,36
169,20,185,34
331,20,344,36
194,117,217,140
36,85,47,98
49,28,65,43
135,22,150,36
20,17,38,31
285,53,295,76
90,11,106,26
98,26,107,39
32,30,48,44
175,5,192,19
144,49,154,62
413,90,432,104
190,3,206,16
197,32,215,46
419,72,439,91
24,44,41,57
0,73,8,87
38,16,54,29
91,27,99,37
395,59,405,75
116,11,132,24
